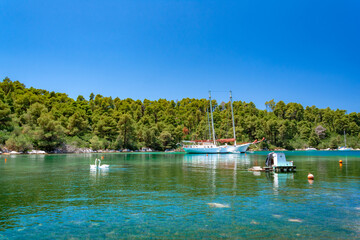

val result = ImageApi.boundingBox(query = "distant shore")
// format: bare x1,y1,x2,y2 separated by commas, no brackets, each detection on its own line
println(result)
2,148,360,155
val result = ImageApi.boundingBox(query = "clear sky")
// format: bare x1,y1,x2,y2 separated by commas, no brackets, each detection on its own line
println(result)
1,0,359,112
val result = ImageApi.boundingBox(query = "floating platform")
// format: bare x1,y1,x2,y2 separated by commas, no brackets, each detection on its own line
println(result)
249,152,296,172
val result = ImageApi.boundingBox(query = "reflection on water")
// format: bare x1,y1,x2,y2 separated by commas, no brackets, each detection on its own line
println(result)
183,153,250,169
0,152,359,239
273,173,294,192
90,168,109,183
183,154,251,196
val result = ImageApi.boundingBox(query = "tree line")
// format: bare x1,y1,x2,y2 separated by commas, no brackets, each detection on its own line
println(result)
0,77,359,152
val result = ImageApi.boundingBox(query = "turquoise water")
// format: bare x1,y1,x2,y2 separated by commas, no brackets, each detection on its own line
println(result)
0,152,359,239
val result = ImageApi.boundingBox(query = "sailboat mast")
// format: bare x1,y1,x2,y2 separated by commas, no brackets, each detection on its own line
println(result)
344,130,347,147
209,91,216,145
230,90,237,145
207,108,211,141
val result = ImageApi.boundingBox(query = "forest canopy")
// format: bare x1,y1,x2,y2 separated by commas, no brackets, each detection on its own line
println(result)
0,77,359,152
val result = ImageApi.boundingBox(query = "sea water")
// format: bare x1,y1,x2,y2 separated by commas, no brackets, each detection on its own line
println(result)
0,152,359,239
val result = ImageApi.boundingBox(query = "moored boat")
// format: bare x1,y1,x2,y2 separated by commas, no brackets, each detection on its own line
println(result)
181,91,263,154
182,141,231,154
338,146,353,151
338,130,353,151
182,139,254,154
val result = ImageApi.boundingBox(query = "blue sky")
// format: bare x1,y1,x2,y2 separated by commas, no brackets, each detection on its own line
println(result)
1,0,359,112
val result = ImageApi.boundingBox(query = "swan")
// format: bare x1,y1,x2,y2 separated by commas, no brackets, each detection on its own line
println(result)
90,158,99,170
90,158,109,170
97,159,109,169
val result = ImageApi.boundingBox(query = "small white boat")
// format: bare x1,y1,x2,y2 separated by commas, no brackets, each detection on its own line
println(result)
338,146,353,151
305,147,317,151
28,150,47,154
9,151,21,154
338,130,353,151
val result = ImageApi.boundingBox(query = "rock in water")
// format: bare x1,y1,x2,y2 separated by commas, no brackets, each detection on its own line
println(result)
288,219,303,223
207,203,230,208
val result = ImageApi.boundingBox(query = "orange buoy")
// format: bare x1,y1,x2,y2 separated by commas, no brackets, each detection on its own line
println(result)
339,160,343,163
307,173,314,180
101,156,104,160
5,158,7,163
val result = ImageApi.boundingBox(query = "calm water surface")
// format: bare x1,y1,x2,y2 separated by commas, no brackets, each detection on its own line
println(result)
0,152,359,239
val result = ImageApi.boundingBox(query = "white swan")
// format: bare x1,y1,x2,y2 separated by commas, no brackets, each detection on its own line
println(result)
90,158,109,170
90,158,99,170
97,159,109,169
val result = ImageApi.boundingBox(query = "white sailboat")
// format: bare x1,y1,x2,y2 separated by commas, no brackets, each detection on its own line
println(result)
182,91,259,154
182,91,231,154
338,130,353,151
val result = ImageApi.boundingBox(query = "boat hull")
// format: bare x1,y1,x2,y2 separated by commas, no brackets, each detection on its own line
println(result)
338,147,353,151
227,143,251,153
183,143,251,154
183,146,231,154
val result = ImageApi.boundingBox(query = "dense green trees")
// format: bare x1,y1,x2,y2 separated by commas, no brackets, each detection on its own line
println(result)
0,77,359,152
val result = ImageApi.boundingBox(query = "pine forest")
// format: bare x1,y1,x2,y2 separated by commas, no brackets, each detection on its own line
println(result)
0,77,359,153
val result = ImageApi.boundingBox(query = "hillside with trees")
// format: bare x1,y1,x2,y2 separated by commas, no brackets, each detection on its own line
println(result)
0,77,359,152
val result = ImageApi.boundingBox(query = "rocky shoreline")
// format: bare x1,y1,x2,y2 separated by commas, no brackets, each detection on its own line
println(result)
0,144,172,155
2,145,359,155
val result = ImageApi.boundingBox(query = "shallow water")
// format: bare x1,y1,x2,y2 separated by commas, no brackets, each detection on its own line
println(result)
0,152,359,239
